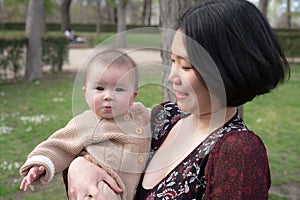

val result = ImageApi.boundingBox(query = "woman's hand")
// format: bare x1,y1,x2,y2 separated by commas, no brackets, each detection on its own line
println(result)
67,157,123,200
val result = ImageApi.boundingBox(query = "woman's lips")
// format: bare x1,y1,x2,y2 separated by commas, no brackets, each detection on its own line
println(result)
175,91,188,100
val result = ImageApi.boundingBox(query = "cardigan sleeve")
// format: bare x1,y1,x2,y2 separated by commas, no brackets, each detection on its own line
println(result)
20,110,98,185
205,131,271,199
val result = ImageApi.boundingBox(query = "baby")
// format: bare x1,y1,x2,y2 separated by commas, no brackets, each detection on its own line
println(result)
20,49,151,200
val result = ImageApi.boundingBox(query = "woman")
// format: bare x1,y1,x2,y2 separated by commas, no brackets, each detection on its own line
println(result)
65,0,290,199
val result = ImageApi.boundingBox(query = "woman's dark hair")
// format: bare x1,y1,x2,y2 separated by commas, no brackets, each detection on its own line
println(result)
177,0,290,106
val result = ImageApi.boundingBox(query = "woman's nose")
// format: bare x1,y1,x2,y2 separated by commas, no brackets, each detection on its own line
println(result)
168,66,181,85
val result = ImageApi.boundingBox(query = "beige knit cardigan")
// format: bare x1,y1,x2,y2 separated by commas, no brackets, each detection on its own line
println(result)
20,102,151,200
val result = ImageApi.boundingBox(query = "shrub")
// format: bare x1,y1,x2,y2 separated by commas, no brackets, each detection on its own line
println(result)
274,29,300,59
42,35,69,72
0,35,69,83
0,36,27,82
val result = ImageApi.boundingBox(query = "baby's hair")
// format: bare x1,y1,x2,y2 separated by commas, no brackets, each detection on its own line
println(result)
85,49,138,89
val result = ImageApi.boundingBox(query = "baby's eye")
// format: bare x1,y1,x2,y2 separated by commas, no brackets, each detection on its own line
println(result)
96,86,104,91
115,87,125,92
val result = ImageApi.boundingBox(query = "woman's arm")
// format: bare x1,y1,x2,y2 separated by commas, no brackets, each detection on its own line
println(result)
67,157,123,200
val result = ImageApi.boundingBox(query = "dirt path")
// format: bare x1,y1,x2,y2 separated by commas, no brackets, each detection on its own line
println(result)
63,48,162,73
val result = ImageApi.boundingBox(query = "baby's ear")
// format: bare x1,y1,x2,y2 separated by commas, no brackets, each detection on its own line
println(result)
130,90,138,105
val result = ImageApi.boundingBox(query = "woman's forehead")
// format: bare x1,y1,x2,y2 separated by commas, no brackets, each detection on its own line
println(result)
171,31,189,61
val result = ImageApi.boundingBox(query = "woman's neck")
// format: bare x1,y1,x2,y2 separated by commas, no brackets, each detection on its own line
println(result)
190,106,238,134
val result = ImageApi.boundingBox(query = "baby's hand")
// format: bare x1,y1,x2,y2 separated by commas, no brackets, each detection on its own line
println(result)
20,166,45,191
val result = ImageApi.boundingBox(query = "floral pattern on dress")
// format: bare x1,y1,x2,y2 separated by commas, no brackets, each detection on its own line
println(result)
144,102,248,200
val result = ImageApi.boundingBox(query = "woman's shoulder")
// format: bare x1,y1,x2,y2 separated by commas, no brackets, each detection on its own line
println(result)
209,114,268,156
213,127,268,157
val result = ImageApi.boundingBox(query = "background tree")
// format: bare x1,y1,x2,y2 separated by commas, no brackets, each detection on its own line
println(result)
259,0,269,15
96,0,102,35
24,0,45,82
142,0,152,25
61,0,72,31
0,0,3,29
116,0,128,47
286,0,291,28
160,0,200,101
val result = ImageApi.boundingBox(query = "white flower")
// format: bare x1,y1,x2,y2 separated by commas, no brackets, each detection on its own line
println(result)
0,124,14,135
26,126,32,132
20,114,52,124
52,97,65,102
14,162,21,169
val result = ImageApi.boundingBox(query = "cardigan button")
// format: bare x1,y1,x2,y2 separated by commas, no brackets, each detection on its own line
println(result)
138,155,144,163
123,114,130,121
135,127,143,135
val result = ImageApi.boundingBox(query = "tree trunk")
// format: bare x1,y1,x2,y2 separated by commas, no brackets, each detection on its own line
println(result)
258,0,268,16
286,0,291,28
24,0,45,82
61,0,72,31
116,0,127,47
142,0,152,25
147,0,152,25
160,0,200,102
0,0,3,29
96,0,102,36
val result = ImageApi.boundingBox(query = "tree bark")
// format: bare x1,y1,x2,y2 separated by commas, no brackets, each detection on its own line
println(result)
286,0,291,28
160,0,200,101
258,0,268,16
142,0,152,25
116,0,127,47
61,0,72,31
0,0,3,29
96,0,102,36
24,0,45,82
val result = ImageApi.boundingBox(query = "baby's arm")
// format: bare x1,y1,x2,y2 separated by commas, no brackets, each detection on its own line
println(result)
20,166,45,191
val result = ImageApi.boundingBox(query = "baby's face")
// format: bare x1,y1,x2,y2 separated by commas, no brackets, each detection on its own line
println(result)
83,63,137,119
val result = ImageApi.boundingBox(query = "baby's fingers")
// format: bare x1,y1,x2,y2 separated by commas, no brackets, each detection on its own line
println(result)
20,177,30,191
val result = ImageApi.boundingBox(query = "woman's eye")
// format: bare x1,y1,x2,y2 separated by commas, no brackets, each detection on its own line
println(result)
96,86,104,91
171,59,175,63
181,66,193,70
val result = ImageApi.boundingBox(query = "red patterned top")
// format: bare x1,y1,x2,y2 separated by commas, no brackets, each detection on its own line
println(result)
135,102,270,200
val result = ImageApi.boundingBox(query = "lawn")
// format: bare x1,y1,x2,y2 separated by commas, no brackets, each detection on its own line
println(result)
0,64,299,199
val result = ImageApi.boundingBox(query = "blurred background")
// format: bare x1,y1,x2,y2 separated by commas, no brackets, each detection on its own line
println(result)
0,0,299,199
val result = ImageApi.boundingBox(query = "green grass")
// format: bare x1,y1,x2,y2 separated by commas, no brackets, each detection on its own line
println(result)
0,30,161,49
0,64,299,199
244,65,300,185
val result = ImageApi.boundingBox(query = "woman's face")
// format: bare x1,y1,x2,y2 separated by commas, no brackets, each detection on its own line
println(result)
169,31,212,115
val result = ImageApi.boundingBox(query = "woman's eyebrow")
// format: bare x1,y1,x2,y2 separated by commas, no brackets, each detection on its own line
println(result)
172,54,186,60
